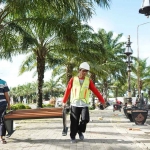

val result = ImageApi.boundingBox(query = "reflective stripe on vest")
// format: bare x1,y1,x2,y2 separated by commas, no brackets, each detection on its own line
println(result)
70,76,90,104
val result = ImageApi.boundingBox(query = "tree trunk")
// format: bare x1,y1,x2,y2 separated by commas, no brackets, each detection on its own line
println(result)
103,80,108,102
140,80,143,96
66,63,74,84
133,88,136,97
66,63,74,106
37,55,45,108
148,89,150,100
20,96,23,103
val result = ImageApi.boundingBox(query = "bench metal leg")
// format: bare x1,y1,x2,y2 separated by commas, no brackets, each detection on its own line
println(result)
62,108,68,136
4,120,14,136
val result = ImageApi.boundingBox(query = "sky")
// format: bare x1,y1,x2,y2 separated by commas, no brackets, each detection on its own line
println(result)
1,0,150,88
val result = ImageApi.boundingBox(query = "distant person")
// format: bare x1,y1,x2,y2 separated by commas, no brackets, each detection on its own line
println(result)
124,102,127,107
62,62,106,143
113,99,122,109
0,79,10,144
49,97,56,106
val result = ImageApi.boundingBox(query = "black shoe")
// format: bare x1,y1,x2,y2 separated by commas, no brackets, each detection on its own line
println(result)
78,132,84,140
70,138,76,143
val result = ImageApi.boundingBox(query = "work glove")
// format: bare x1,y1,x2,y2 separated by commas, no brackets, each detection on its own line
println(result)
62,103,66,108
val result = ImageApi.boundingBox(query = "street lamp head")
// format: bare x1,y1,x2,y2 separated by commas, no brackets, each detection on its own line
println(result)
124,35,133,56
124,47,133,56
139,0,150,17
127,67,132,72
125,57,132,64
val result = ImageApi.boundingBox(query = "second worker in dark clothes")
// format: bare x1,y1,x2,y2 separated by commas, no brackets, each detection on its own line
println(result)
0,79,10,144
62,62,106,143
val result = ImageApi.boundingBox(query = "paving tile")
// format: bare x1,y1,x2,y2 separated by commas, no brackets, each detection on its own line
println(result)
3,107,150,150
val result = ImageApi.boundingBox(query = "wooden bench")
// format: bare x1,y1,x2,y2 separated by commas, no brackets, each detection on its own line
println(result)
4,107,69,136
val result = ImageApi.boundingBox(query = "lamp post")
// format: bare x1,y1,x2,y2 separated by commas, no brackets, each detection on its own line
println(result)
137,22,150,97
124,35,133,104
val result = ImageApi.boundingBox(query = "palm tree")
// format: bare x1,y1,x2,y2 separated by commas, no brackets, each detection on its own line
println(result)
10,82,38,104
86,29,127,107
0,0,111,107
13,15,84,107
0,5,20,60
43,70,65,99
0,0,111,59
21,83,37,104
132,58,150,97
0,0,111,21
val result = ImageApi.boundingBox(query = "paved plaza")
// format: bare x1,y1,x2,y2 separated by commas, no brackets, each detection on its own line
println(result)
1,106,150,150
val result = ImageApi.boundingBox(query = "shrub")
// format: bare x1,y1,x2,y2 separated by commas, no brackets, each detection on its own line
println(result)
10,105,18,110
42,104,55,108
16,103,26,109
25,105,31,109
10,103,31,110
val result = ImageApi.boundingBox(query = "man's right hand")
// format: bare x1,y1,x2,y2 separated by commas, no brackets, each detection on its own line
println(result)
62,103,66,108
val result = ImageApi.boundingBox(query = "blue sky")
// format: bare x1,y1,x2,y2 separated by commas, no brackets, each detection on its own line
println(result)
1,0,150,87
88,0,150,59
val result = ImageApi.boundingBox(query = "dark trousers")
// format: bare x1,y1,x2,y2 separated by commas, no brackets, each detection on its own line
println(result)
0,106,6,136
70,106,89,139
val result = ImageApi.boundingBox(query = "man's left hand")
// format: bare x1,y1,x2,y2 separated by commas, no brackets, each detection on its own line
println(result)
7,104,11,110
102,103,107,108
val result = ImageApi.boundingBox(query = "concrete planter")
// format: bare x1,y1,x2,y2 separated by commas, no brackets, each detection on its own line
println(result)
131,109,148,125
123,107,129,118
126,107,134,122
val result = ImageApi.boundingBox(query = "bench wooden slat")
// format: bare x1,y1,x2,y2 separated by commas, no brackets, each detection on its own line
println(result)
5,114,62,119
5,112,62,117
5,112,62,120
4,108,64,120
7,109,63,114
8,108,63,114
6,111,62,115
17,108,63,111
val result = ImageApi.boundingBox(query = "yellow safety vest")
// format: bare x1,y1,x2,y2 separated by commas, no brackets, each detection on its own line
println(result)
70,76,90,104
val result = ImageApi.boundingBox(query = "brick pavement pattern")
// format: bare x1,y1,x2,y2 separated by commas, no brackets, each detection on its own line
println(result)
1,106,150,150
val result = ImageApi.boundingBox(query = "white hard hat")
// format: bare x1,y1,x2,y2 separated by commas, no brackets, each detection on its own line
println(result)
79,62,90,71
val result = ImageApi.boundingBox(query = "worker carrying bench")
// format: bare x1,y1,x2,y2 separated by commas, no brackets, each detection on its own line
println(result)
4,107,69,136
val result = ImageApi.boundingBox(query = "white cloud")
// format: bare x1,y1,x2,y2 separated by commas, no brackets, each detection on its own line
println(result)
88,16,114,32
